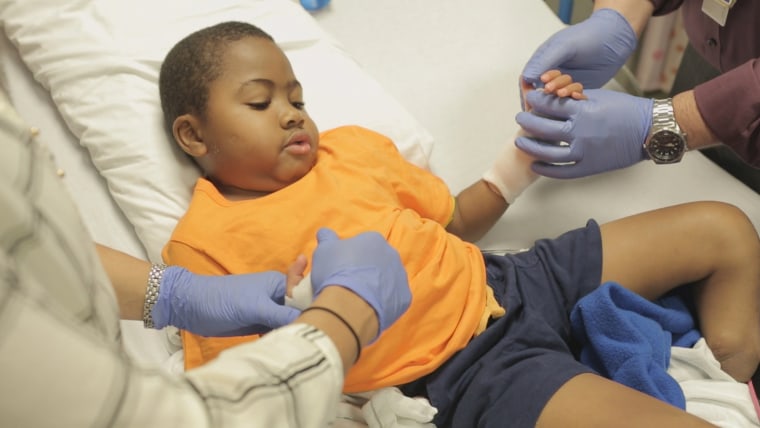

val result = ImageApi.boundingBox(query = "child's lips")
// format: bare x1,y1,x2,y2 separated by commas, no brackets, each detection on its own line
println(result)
285,140,311,155
284,133,312,155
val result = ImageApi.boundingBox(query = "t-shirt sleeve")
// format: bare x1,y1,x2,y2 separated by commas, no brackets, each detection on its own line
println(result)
162,239,227,275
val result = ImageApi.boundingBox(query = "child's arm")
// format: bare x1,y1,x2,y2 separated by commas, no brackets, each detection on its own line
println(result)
446,71,584,242
446,179,510,242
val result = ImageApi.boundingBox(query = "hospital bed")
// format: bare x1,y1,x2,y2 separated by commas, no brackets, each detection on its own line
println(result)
2,0,760,425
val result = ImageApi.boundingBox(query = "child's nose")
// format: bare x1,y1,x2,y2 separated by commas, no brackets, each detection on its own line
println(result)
281,104,305,128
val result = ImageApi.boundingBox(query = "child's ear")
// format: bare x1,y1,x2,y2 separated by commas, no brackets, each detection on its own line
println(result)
173,114,208,157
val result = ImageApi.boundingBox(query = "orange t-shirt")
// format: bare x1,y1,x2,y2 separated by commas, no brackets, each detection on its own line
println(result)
163,126,492,392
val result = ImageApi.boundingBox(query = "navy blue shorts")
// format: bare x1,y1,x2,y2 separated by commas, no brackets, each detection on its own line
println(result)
401,220,603,428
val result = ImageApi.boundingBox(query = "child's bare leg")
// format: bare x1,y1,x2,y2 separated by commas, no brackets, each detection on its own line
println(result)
598,201,760,381
536,373,717,427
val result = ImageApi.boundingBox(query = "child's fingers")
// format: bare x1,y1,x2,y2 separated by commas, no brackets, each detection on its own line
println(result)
556,82,585,98
571,91,588,100
540,69,562,84
544,73,573,94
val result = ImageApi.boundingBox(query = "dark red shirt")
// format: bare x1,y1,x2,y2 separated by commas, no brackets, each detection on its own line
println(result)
651,0,760,166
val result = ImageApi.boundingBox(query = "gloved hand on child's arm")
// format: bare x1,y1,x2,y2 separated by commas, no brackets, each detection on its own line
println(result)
151,267,300,337
310,228,411,343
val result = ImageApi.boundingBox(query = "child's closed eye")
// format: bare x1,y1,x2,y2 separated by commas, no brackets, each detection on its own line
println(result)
246,102,270,110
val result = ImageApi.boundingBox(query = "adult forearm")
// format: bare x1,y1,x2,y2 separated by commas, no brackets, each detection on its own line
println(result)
593,0,654,36
672,90,719,151
95,243,151,320
298,286,380,371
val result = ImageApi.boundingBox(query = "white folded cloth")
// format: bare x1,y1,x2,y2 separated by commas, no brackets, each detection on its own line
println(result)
669,338,760,427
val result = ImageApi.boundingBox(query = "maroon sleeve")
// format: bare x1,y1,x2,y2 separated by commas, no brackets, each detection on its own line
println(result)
693,59,760,166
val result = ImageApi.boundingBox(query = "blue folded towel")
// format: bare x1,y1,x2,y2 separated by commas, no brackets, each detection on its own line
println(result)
570,282,701,409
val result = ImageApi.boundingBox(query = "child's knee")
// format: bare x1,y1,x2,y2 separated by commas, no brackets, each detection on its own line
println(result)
693,202,759,256
708,328,760,382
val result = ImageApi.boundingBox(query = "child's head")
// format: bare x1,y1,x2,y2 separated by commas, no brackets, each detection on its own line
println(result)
159,21,319,198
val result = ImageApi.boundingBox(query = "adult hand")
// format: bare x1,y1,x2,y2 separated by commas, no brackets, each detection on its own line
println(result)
310,228,411,342
514,88,652,179
522,9,636,89
152,268,300,337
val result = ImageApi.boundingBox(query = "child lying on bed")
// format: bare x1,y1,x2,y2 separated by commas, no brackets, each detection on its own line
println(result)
158,21,760,428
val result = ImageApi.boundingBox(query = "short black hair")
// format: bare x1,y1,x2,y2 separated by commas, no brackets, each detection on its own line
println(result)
158,21,274,133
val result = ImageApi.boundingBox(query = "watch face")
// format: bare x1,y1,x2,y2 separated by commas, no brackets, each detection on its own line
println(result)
649,130,685,163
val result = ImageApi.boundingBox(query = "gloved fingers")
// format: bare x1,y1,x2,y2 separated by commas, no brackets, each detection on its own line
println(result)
515,136,577,163
316,227,339,243
523,89,581,119
531,161,585,179
521,38,573,85
256,271,289,303
264,304,301,329
514,111,573,146
518,76,533,111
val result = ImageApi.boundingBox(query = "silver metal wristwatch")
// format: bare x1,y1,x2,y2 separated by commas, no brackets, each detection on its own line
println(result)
643,98,688,164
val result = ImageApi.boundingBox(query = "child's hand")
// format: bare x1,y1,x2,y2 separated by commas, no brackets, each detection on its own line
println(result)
286,254,308,298
538,69,587,100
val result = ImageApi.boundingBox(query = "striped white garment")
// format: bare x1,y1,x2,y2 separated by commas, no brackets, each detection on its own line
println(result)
0,90,344,427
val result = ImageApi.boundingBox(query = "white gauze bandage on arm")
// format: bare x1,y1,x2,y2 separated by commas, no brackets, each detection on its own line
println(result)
482,130,539,204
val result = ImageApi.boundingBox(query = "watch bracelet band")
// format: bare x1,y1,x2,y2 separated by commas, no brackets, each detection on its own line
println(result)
651,98,688,150
143,263,168,329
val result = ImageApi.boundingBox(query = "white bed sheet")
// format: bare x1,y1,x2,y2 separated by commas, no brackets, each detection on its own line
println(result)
2,0,760,425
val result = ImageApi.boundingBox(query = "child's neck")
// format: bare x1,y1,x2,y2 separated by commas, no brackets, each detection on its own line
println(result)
209,177,269,201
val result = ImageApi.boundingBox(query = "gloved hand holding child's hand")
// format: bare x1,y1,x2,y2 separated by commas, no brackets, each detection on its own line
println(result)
522,8,637,90
310,227,411,342
515,88,653,178
152,267,300,337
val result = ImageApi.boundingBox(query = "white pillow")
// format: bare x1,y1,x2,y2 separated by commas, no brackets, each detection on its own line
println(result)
0,0,434,262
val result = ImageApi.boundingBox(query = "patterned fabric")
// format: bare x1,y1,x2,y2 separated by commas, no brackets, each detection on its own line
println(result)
634,12,688,93
0,89,345,427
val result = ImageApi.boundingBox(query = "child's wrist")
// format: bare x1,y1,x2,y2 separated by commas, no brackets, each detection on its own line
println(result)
482,133,539,204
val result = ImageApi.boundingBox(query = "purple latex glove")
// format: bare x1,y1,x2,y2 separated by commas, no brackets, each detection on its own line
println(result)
514,88,653,179
522,8,637,89
152,267,300,337
310,228,411,342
